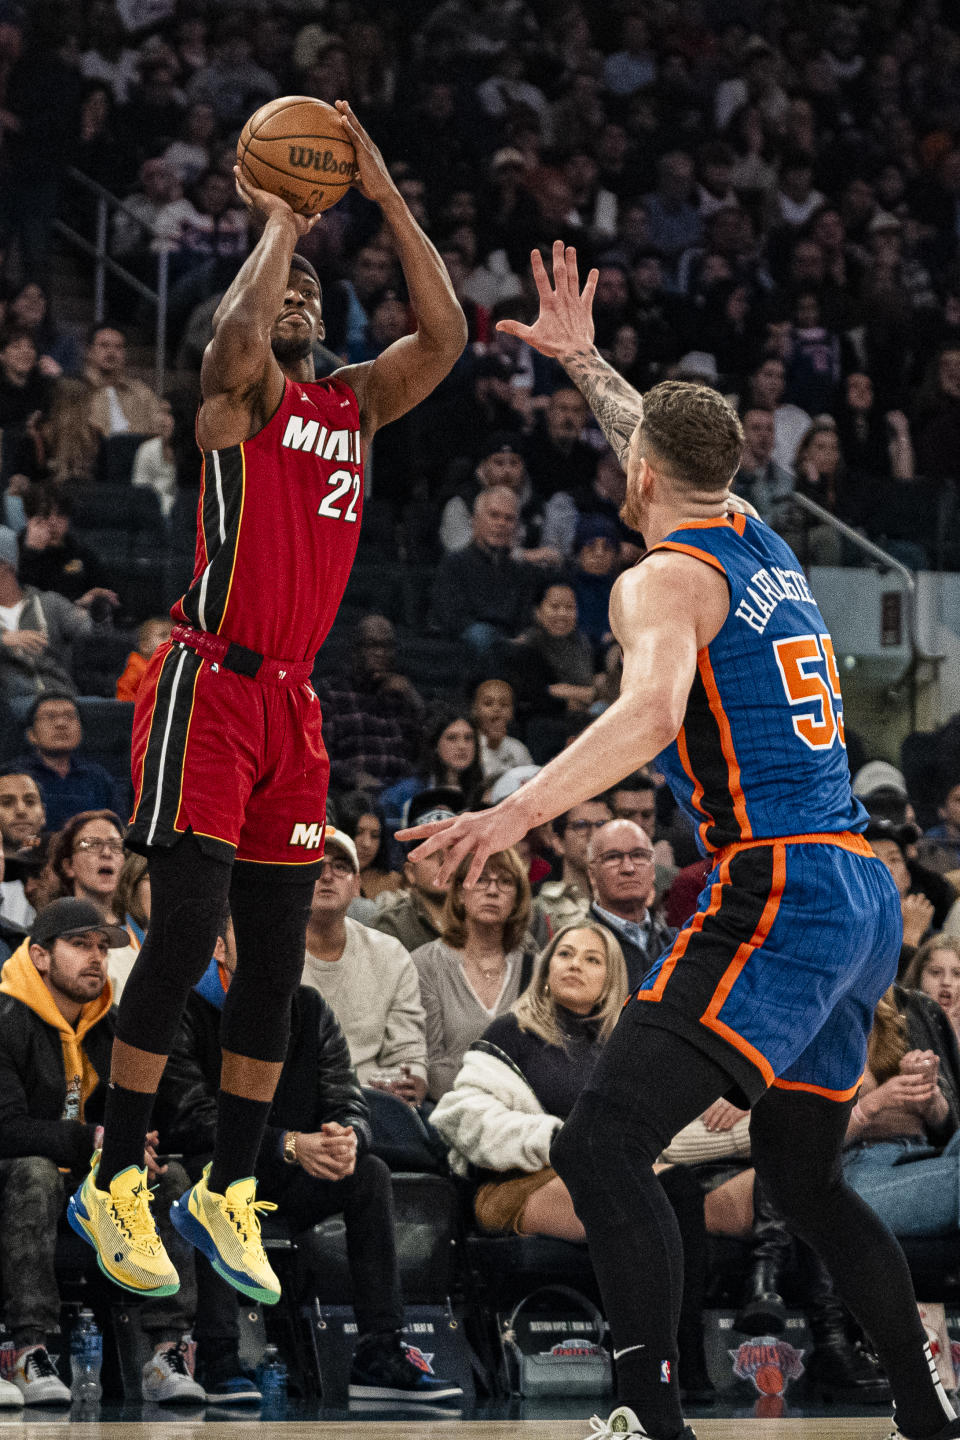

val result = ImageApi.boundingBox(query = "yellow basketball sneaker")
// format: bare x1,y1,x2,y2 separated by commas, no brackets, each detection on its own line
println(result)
67,1155,180,1297
170,1164,280,1305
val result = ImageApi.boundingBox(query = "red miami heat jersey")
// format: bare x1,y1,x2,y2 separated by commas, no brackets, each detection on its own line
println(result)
172,375,363,661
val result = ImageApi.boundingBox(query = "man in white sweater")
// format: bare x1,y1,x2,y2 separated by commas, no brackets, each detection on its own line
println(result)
301,828,428,1107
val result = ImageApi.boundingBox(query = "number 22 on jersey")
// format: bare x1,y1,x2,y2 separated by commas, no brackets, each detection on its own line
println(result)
773,633,846,751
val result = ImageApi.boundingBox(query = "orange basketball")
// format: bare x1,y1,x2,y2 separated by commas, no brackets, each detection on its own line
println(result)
237,96,358,216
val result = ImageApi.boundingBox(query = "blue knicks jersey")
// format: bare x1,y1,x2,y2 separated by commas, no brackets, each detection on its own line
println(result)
648,513,867,854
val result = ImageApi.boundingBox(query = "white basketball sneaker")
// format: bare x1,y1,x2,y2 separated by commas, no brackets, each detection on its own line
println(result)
0,1376,23,1408
581,1406,697,1438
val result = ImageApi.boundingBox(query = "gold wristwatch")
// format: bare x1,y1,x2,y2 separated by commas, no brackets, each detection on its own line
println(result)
282,1130,299,1165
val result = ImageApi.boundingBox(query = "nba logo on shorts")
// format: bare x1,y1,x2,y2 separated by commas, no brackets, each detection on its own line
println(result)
660,1360,671,1383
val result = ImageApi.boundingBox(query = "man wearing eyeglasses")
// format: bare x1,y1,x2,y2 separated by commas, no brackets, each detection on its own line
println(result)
300,827,428,1107
12,694,123,833
586,819,676,991
539,798,612,934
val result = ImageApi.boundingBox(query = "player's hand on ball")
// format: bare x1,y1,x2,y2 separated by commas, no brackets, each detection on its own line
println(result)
496,240,599,360
334,101,397,206
232,166,320,237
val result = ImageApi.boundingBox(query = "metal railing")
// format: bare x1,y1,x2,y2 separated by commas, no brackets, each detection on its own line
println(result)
790,491,943,729
53,167,169,391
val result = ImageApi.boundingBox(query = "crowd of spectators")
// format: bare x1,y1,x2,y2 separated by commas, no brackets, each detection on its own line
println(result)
8,0,960,1412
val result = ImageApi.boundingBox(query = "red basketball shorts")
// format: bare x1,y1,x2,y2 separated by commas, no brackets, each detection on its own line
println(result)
127,641,329,867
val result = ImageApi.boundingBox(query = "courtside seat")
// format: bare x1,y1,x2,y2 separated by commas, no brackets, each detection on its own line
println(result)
73,629,138,697
97,433,152,487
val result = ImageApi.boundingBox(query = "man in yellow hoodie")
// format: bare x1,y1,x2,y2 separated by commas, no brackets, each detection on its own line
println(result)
0,899,204,1406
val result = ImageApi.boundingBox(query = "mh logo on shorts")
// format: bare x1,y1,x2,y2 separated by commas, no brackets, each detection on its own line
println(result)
289,822,324,849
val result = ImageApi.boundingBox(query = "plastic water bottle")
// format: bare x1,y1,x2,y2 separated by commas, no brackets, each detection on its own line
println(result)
258,1345,287,1410
70,1309,102,1405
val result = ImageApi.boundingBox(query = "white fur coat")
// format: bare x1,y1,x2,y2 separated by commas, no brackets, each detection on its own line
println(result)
430,1043,562,1177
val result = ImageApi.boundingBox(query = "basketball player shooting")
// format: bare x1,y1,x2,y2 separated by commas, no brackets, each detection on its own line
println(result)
68,102,467,1306
400,241,959,1440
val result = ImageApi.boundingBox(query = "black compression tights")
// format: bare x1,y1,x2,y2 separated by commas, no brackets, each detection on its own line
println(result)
551,1019,956,1440
101,834,314,1184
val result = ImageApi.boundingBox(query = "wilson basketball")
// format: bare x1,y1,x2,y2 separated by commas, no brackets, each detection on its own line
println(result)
237,96,358,215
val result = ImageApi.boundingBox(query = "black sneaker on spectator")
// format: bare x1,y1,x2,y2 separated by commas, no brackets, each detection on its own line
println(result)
10,1346,71,1405
348,1332,463,1402
141,1340,206,1403
196,1344,261,1406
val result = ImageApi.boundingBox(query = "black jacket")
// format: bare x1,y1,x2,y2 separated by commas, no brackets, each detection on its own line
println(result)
0,992,113,1167
427,542,538,639
588,901,677,992
154,985,372,1191
896,984,960,1148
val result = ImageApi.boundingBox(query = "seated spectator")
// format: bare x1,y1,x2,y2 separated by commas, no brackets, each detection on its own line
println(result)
866,819,940,973
131,398,178,517
111,157,192,264
336,791,402,902
607,769,679,894
12,697,122,831
903,935,960,1046
6,281,81,377
745,356,810,471
380,708,484,837
37,379,102,486
315,615,424,794
566,515,619,661
184,15,276,128
161,101,217,187
47,810,139,992
522,387,597,501
472,678,532,788
17,486,118,612
439,433,573,568
732,407,797,538
570,450,644,565
512,580,598,715
586,819,677,990
432,922,715,1398
412,847,535,1102
914,345,960,482
0,537,111,710
783,290,843,415
434,923,628,1238
82,324,164,439
0,331,51,429
0,899,205,1405
0,832,27,964
538,798,612,934
834,372,914,482
156,920,460,1403
300,827,428,1106
0,766,45,928
374,789,463,953
790,418,846,564
116,616,173,702
843,984,960,1236
642,150,703,271
154,168,249,288
923,776,960,870
427,487,539,653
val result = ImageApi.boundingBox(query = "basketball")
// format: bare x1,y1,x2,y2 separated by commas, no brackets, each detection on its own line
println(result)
237,96,358,215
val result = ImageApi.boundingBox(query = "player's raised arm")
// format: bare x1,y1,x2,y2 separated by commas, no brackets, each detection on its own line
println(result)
497,240,645,467
398,550,729,886
199,173,319,421
332,102,467,439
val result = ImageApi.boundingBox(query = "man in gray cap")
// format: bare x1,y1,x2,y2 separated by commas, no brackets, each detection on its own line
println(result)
0,899,205,1406
438,432,576,565
0,526,107,713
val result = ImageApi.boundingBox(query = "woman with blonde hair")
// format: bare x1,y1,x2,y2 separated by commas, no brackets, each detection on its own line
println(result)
903,933,960,1042
412,846,534,1101
433,922,717,1401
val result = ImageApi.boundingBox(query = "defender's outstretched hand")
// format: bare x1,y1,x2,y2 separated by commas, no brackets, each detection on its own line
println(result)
397,802,533,890
495,240,598,358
